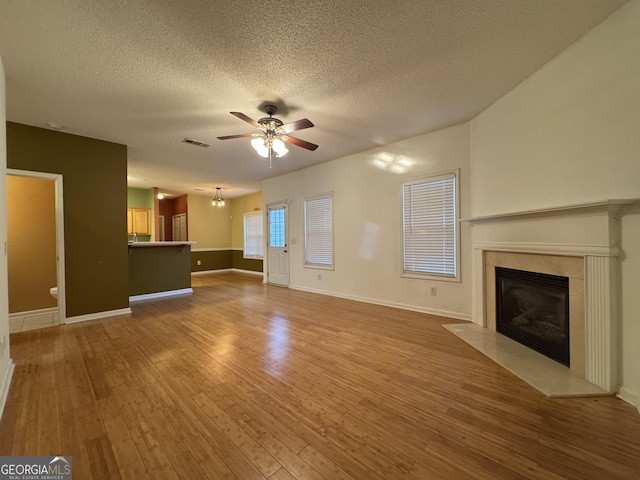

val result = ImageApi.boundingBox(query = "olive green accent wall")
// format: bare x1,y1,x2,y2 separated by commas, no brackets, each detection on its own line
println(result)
189,249,262,273
6,122,129,318
191,250,232,272
231,250,263,272
129,246,191,296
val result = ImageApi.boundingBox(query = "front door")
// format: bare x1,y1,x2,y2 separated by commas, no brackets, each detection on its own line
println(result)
267,203,289,286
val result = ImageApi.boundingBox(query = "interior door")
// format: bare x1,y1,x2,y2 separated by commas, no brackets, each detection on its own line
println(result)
267,203,289,286
172,213,187,241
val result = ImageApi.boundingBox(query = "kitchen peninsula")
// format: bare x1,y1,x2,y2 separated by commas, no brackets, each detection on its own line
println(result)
128,241,196,299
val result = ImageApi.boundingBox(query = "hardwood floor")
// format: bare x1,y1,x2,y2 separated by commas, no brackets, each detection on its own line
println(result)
1,271,639,479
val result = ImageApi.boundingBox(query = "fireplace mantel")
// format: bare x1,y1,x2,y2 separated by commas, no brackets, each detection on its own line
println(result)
465,199,639,394
460,198,637,225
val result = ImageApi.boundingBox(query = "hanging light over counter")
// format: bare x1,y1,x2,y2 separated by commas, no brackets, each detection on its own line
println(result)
212,187,225,207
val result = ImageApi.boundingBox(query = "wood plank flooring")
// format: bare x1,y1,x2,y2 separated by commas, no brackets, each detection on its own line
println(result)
1,272,639,479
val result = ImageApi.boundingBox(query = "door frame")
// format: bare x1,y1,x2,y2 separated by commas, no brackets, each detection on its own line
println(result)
158,215,165,241
266,201,290,286
7,169,67,324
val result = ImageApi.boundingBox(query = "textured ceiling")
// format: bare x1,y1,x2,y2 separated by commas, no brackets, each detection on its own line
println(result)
0,0,628,198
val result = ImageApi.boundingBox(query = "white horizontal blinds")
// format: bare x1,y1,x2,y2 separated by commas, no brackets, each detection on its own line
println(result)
244,212,263,258
304,194,333,267
403,173,456,276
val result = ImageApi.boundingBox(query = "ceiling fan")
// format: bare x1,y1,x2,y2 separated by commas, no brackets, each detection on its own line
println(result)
217,104,318,167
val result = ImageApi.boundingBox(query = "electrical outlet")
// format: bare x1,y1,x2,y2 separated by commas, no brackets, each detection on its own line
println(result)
317,273,322,280
430,286,437,296
197,260,202,266
0,336,5,355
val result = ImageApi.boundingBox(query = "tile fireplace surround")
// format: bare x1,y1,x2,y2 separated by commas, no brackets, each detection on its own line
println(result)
459,199,638,396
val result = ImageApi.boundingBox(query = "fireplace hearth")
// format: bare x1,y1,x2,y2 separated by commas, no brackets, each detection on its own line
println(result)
496,267,570,367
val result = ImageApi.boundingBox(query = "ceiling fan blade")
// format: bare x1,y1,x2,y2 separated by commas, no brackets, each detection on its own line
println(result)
278,118,314,134
230,112,262,129
284,135,318,151
217,133,254,140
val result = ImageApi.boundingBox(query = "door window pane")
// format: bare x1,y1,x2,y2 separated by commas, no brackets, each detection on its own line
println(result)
269,208,285,247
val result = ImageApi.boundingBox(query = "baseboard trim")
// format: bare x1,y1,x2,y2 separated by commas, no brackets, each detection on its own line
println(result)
129,288,193,302
231,268,263,276
65,308,132,324
289,285,472,321
0,361,15,422
191,248,232,252
617,386,640,414
191,269,263,276
9,307,59,333
191,269,233,275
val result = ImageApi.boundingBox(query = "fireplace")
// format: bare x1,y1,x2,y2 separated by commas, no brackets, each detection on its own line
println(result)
465,199,637,393
496,267,570,367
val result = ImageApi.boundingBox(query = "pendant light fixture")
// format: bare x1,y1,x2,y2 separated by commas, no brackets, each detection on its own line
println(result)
212,187,225,207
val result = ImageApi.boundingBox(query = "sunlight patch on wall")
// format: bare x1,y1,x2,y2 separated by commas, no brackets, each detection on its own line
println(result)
371,152,415,174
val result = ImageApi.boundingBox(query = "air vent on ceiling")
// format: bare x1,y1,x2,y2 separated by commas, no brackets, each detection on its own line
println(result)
182,137,210,148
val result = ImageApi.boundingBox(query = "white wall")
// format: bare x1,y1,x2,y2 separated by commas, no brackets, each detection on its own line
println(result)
263,0,640,407
470,2,639,215
470,1,640,406
263,123,472,320
621,206,640,407
0,54,15,419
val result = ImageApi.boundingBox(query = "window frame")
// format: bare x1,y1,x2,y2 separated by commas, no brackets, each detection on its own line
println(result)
401,170,460,282
243,211,264,259
303,193,334,270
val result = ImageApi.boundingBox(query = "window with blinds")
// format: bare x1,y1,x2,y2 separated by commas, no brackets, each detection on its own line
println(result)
243,212,263,258
402,172,457,277
304,194,333,268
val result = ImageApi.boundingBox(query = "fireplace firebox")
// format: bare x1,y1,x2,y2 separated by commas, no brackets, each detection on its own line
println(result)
496,267,570,367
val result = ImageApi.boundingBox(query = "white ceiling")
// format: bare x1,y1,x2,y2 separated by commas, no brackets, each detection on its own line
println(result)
0,0,627,199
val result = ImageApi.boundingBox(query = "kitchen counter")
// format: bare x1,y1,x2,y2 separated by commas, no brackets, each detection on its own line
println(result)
128,241,196,299
128,241,196,247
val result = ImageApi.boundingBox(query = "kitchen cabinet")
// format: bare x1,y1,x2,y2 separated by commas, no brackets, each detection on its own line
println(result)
127,207,151,235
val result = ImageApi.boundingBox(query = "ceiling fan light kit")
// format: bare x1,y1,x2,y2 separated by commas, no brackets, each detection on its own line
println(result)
217,104,317,168
251,135,288,158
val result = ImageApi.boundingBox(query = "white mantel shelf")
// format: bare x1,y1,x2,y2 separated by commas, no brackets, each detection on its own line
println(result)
460,198,638,225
